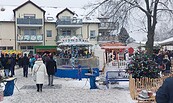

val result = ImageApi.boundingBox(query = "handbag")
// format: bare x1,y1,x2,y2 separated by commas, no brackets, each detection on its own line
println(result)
33,65,41,81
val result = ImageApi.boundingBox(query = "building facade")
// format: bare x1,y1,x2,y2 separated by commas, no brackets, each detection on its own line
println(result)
0,1,120,54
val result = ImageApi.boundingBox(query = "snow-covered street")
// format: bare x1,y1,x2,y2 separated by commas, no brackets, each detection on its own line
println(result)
1,68,136,103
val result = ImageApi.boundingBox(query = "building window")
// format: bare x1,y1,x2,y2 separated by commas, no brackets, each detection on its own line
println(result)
0,47,6,50
90,30,96,39
30,29,36,35
7,47,13,50
46,30,52,37
62,30,71,36
24,14,35,19
24,29,29,35
24,29,36,35
47,17,54,21
61,16,71,21
20,46,26,50
27,46,33,49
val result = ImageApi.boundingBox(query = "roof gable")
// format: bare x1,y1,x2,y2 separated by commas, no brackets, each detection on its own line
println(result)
13,0,45,14
56,8,75,18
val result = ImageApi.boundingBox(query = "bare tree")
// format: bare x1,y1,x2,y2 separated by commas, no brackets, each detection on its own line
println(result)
86,0,173,54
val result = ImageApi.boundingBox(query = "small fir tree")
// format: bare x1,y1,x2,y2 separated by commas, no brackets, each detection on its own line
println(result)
118,27,130,43
126,51,162,78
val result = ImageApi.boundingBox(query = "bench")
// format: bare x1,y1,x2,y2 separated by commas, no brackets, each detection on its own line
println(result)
105,70,129,88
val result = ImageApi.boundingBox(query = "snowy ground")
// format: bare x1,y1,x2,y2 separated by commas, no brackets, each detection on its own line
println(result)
1,68,136,103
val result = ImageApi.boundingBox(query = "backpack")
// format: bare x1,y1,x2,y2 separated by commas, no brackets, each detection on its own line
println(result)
6,58,11,65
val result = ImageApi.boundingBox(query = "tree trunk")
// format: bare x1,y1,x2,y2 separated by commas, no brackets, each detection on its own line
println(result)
146,29,154,55
146,15,154,55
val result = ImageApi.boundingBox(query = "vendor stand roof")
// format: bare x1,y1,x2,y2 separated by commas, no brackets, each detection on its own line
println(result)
100,42,129,49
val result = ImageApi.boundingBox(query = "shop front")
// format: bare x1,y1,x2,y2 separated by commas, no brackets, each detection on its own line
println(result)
34,46,57,55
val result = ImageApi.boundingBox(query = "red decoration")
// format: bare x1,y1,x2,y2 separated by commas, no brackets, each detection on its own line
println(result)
119,49,123,53
128,47,134,54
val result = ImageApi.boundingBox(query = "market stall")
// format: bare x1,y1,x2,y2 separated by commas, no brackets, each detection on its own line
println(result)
55,36,99,81
100,42,130,63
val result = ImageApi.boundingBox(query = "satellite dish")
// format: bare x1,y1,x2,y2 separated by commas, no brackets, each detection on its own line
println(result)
1,7,5,11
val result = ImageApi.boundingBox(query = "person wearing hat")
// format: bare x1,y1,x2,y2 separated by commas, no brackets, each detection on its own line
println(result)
33,57,47,92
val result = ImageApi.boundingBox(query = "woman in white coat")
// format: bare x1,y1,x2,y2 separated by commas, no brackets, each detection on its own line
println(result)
33,57,46,92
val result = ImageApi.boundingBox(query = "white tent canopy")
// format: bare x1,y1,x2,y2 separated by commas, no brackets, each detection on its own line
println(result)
159,37,173,45
58,36,92,46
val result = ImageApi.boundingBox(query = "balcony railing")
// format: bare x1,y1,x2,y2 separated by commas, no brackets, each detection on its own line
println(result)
56,34,82,42
97,35,119,42
56,19,82,27
17,34,43,42
17,18,43,25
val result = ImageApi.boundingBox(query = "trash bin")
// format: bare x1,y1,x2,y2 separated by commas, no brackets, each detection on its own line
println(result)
89,75,98,89
4,79,14,96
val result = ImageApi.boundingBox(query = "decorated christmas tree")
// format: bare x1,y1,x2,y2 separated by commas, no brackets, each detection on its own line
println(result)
126,51,162,78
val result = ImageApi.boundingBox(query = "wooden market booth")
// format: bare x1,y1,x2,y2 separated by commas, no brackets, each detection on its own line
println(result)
100,42,129,63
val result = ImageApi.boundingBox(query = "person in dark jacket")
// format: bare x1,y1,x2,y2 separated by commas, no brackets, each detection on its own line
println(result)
162,55,171,76
1,54,5,68
156,77,173,103
22,53,29,77
46,55,57,86
4,54,11,78
10,53,16,77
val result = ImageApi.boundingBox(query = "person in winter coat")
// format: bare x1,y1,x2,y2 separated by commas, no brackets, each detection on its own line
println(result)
156,76,173,103
10,53,16,77
162,55,171,76
46,55,57,86
29,55,36,73
22,53,29,77
4,54,11,78
33,57,47,92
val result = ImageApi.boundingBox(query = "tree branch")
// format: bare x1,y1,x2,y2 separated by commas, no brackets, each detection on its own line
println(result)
157,9,173,14
123,0,153,17
85,0,109,17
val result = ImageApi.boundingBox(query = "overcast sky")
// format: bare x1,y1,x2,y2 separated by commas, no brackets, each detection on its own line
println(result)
0,0,147,41
0,0,93,8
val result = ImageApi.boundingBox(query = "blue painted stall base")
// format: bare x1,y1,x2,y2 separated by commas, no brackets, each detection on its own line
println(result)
55,68,99,79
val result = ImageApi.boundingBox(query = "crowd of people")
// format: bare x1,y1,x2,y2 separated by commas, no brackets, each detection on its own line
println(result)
0,53,57,92
152,50,173,75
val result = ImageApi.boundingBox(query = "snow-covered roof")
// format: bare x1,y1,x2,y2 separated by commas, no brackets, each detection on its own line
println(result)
0,6,16,21
159,37,173,45
135,41,161,46
0,4,100,23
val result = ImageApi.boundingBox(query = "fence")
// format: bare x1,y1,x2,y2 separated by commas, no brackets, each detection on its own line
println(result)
106,60,128,70
129,75,170,100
